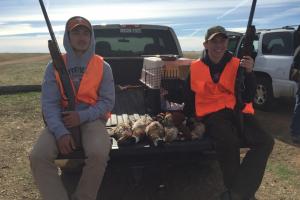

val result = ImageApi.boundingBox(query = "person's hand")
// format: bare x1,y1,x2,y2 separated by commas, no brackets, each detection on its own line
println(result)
240,56,254,73
62,111,80,128
57,134,75,155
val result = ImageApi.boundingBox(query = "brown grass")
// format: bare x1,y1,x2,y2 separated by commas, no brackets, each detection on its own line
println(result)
0,54,49,86
183,51,201,59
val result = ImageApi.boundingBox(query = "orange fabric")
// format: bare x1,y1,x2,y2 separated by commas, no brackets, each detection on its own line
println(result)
242,102,255,114
55,54,104,108
190,57,240,117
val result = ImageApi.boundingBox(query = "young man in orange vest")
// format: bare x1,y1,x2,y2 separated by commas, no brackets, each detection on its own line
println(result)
184,26,274,200
29,16,115,200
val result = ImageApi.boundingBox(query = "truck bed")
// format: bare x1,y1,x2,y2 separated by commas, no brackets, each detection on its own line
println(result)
112,85,146,115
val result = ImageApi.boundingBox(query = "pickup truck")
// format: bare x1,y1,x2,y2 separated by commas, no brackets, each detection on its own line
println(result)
61,24,218,200
227,26,299,110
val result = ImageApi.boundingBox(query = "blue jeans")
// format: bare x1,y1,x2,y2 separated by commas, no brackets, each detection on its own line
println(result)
290,86,300,136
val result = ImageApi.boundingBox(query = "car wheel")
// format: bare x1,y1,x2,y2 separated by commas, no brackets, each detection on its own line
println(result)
254,77,273,110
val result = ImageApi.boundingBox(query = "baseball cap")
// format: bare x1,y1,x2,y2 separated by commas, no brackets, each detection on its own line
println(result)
66,16,92,32
205,26,228,41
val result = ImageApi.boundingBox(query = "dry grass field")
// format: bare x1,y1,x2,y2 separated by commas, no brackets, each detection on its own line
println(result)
0,53,49,86
0,53,299,200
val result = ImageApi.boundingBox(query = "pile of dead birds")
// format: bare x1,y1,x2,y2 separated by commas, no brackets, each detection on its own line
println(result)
107,112,206,147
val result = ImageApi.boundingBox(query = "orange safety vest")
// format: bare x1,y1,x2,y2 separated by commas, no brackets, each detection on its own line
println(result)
55,54,103,108
190,58,239,117
190,57,254,117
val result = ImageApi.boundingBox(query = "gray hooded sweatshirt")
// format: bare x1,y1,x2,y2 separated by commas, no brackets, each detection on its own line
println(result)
41,23,115,139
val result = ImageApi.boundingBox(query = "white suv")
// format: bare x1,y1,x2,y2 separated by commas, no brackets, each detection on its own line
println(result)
227,26,298,110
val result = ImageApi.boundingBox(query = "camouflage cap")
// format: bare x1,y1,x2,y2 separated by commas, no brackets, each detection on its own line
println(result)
66,16,92,32
205,25,228,41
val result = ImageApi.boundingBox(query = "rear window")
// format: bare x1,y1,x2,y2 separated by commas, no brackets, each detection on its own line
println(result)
93,28,179,57
262,32,293,56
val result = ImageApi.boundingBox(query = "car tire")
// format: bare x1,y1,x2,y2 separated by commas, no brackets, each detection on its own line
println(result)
254,77,274,111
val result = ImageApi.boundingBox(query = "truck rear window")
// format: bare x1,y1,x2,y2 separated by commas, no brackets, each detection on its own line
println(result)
94,28,179,57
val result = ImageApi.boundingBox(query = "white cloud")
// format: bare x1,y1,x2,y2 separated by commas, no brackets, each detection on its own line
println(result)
188,29,204,37
43,3,217,22
257,0,300,8
227,27,247,33
178,36,204,51
1,0,300,52
217,0,249,20
0,23,64,36
0,35,64,53
1,0,300,23
0,1,233,23
0,14,42,23
255,7,300,25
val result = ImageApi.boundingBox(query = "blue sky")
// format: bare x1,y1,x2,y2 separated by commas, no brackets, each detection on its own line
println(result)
0,0,299,52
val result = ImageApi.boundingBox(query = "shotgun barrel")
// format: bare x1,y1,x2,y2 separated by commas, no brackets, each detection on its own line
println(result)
39,0,84,158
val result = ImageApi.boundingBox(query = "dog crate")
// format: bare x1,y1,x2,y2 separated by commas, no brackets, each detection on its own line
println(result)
162,58,191,80
140,56,193,90
140,57,164,89
140,56,193,113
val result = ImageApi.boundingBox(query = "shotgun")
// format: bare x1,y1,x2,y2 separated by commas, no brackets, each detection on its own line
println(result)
240,0,257,59
39,0,84,159
234,0,257,133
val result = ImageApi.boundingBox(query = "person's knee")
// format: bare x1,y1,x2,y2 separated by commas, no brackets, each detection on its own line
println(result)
256,133,274,155
29,129,57,165
87,149,110,164
29,148,45,168
29,144,57,167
